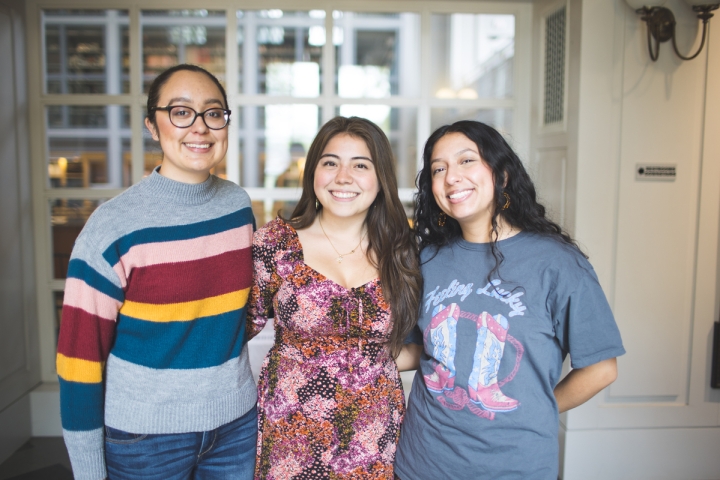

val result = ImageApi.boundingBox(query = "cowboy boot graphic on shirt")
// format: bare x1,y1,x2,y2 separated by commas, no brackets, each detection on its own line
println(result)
467,312,519,412
424,303,459,393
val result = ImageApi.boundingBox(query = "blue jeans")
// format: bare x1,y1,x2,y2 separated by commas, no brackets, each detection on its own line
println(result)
105,406,257,479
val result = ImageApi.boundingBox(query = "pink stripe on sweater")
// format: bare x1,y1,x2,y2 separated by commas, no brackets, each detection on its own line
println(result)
64,277,122,322
112,224,253,281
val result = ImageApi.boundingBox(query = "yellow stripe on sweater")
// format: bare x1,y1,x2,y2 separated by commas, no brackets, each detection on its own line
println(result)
119,288,249,322
56,353,103,383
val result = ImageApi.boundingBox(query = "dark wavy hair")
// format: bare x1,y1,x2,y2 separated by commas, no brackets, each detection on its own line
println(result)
287,116,422,357
146,64,229,130
414,120,584,278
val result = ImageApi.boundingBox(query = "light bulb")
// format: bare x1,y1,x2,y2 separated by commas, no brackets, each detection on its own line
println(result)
435,88,456,99
457,88,478,100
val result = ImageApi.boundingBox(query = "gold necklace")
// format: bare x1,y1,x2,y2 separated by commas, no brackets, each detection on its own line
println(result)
318,217,367,263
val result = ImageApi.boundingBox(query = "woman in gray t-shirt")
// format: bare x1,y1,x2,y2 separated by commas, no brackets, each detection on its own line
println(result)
395,121,625,479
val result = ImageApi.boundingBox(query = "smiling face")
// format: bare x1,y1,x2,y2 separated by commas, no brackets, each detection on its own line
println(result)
313,133,380,223
430,132,498,239
144,70,228,184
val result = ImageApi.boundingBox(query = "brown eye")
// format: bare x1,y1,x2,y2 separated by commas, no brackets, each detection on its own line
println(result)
171,107,192,118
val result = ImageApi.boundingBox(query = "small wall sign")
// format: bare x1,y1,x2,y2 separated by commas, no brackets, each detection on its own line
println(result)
636,164,676,181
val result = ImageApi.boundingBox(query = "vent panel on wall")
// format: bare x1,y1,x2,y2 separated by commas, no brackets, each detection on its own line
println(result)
544,6,566,125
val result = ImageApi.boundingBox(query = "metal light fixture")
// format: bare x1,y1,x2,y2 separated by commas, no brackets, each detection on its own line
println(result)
627,0,720,61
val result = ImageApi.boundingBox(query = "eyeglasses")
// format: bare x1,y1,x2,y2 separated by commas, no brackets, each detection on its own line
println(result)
150,106,231,130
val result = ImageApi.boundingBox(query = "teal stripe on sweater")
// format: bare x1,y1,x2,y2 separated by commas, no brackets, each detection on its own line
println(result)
66,259,124,303
59,378,105,431
102,207,254,267
112,310,246,369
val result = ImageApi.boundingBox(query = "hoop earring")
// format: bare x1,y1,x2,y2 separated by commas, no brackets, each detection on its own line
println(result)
438,212,447,227
502,192,510,210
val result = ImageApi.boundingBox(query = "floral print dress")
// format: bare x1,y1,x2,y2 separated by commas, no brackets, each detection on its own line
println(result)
248,218,405,480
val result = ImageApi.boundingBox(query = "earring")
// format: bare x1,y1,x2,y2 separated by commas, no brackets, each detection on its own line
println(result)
438,212,447,227
502,192,510,210
315,198,320,210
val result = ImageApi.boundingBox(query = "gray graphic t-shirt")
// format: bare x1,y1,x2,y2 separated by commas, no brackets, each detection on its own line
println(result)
395,232,625,480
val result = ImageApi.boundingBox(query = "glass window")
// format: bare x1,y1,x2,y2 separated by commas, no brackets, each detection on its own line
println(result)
33,3,524,385
239,105,321,189
50,199,106,279
239,10,324,96
47,106,132,188
53,291,64,344
143,133,163,177
142,9,225,18
43,9,130,94
141,10,226,93
44,9,125,16
431,108,514,137
334,11,420,97
430,14,515,99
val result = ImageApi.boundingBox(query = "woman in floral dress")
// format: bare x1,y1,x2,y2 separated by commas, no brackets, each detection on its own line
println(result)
247,116,422,479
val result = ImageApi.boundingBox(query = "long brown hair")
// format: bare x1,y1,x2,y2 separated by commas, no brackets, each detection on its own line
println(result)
287,116,422,357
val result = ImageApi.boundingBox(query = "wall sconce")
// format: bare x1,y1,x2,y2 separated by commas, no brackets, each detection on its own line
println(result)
626,0,720,61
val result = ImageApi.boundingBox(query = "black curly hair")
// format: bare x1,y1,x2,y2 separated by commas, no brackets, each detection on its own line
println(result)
414,120,584,279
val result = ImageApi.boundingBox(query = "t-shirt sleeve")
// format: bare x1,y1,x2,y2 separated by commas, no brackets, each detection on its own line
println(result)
553,265,625,369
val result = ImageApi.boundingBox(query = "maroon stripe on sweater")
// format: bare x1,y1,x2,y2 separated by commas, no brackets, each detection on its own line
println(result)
57,305,116,362
124,248,252,304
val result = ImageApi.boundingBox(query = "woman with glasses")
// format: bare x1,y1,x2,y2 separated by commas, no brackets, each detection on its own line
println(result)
393,121,624,480
247,116,422,479
57,64,258,480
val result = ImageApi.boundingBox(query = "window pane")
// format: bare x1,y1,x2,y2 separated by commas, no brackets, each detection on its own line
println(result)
141,10,226,93
143,130,163,178
47,106,132,188
431,108,513,136
334,11,420,97
239,10,324,96
142,10,225,18
43,9,129,94
44,9,124,16
401,199,414,222
239,105,320,189
51,198,106,279
337,106,418,188
237,13,244,94
54,291,64,344
430,14,515,99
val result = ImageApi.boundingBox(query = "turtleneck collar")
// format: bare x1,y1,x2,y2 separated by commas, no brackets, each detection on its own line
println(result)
139,166,219,206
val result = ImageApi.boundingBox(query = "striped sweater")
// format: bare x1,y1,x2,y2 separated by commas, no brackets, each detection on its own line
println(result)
57,169,257,480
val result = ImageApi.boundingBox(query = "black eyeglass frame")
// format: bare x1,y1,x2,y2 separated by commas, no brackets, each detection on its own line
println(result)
150,105,232,130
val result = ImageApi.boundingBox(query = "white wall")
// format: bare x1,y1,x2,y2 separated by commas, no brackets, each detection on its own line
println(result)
0,0,40,464
554,0,720,477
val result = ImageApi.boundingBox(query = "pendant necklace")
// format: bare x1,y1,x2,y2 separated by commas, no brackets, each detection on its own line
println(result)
318,217,367,263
